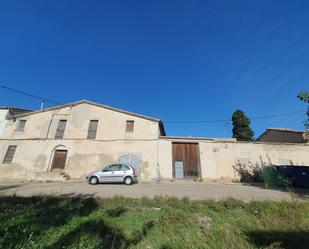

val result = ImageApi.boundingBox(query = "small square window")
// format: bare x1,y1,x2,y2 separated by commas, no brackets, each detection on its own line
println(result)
16,120,26,131
126,120,134,133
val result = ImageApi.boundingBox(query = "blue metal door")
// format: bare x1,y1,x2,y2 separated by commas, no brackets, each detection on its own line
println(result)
118,154,141,180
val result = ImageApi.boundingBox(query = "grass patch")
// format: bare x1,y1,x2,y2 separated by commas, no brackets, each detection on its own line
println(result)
0,196,308,249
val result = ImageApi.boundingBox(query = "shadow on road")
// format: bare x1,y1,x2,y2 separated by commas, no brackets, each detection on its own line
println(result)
0,184,24,192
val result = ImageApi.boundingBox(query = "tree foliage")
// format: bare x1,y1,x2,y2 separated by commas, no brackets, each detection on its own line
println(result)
297,91,309,129
297,91,309,103
232,109,254,141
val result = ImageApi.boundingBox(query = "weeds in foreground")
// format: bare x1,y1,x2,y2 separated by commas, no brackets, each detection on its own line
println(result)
0,196,308,249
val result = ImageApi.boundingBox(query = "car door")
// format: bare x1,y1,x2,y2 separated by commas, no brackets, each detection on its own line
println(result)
100,165,114,182
119,164,130,180
100,165,122,182
110,164,124,182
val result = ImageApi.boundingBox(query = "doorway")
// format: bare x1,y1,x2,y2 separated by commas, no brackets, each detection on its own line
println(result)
172,143,200,179
51,150,67,171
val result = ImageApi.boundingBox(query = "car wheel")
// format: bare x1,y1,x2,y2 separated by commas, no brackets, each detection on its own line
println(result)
89,176,99,185
124,176,133,185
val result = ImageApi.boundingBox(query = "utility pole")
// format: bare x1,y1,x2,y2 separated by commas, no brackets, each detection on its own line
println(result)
223,122,230,137
40,101,45,110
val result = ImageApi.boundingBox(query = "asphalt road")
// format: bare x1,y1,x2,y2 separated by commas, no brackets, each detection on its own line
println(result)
1,181,307,201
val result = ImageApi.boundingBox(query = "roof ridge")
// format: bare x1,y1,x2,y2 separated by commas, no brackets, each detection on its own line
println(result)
12,99,162,122
267,127,304,133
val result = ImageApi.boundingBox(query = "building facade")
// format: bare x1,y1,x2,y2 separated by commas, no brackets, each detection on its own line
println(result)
0,107,31,136
0,100,309,182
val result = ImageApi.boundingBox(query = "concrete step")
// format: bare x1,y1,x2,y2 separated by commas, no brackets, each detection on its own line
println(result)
35,171,71,182
158,177,203,183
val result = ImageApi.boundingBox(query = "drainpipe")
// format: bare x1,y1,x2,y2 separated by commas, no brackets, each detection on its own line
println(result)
156,126,161,181
45,106,73,140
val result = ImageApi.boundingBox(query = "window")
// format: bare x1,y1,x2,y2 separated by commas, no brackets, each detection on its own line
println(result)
16,120,26,131
2,145,17,164
87,120,98,139
103,164,120,172
126,120,134,133
120,164,130,171
55,120,67,139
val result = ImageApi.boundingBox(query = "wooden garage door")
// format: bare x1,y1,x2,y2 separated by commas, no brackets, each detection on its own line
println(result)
51,150,67,171
172,143,200,178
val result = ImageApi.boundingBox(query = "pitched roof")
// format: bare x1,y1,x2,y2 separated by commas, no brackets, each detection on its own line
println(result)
265,128,304,133
256,127,307,143
14,99,162,122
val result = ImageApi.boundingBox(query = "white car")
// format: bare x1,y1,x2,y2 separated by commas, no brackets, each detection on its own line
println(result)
86,164,138,185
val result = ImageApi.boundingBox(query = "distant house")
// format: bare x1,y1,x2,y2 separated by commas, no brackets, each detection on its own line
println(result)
0,107,31,136
256,128,308,143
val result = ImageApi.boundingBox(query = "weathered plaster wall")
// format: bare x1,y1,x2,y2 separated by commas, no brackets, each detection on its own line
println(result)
201,141,309,180
158,140,173,179
158,139,309,181
1,138,308,182
0,139,159,181
1,103,159,140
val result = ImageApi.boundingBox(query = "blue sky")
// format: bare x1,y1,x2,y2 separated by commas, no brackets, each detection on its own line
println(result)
0,0,308,138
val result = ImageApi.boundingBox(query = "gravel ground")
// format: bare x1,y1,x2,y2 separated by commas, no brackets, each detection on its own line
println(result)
1,181,307,201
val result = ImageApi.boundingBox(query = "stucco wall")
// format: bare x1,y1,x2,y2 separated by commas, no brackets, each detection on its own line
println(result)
0,139,159,181
201,141,309,180
158,140,173,179
0,137,309,182
158,139,309,181
1,103,160,140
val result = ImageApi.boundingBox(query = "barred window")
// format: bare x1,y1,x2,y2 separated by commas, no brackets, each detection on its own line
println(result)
55,120,67,139
87,120,98,139
2,145,17,164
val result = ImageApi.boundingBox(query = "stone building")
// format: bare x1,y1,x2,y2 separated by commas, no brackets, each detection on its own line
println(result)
0,100,308,182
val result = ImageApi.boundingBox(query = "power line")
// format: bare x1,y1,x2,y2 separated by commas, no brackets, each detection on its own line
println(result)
0,82,306,123
250,111,305,120
164,110,305,124
0,83,62,105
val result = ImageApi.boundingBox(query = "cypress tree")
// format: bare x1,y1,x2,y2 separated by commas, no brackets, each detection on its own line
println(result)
232,109,254,141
